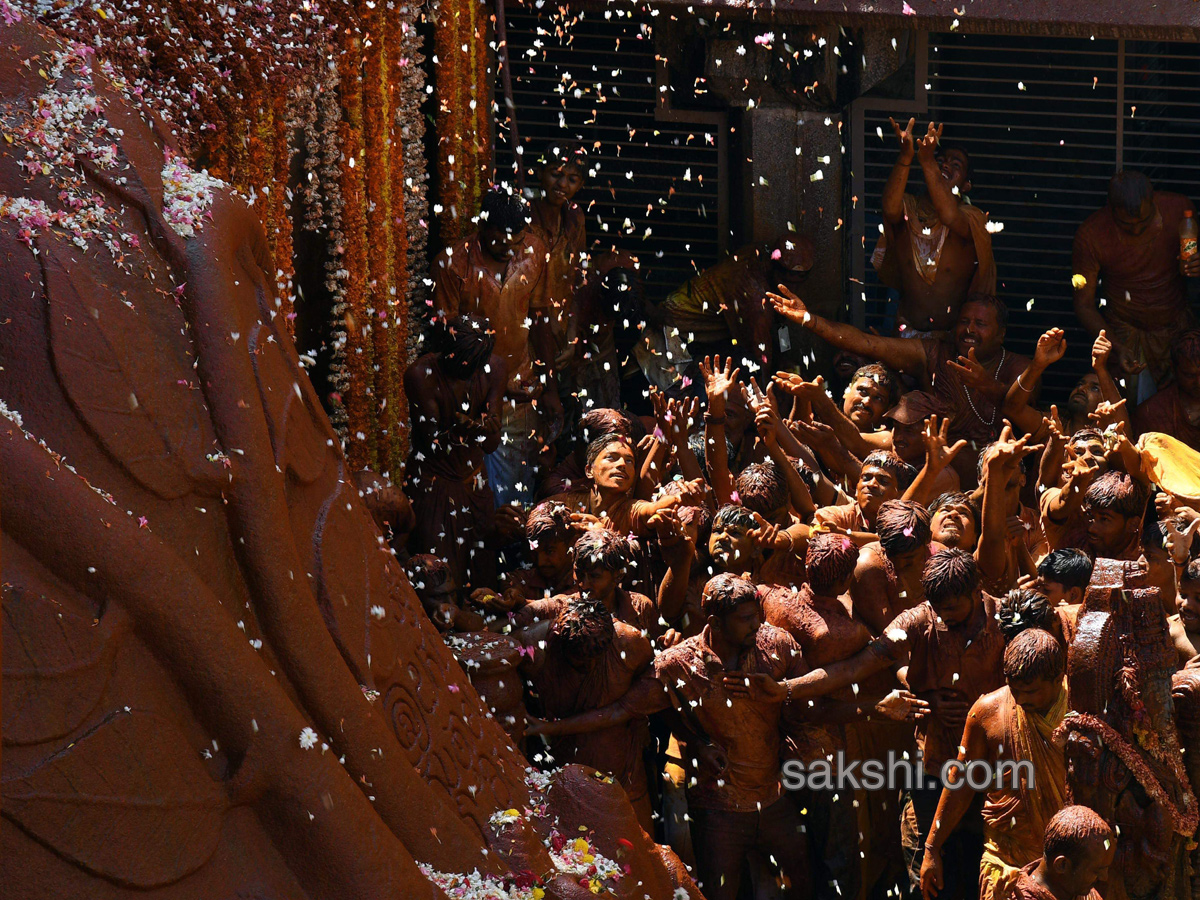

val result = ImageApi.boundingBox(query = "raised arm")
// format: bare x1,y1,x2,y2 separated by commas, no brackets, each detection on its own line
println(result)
752,384,817,518
882,117,916,227
650,508,696,625
916,122,971,238
903,414,967,507
977,425,1043,588
768,286,929,379
1003,328,1065,439
774,372,882,460
699,355,740,506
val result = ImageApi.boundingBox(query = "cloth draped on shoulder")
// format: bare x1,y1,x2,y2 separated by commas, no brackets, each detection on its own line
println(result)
872,194,996,296
978,683,1069,900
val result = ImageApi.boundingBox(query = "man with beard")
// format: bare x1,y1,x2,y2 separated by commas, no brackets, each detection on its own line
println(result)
930,491,981,552
1134,329,1200,450
920,629,1069,900
873,119,996,335
769,289,1029,487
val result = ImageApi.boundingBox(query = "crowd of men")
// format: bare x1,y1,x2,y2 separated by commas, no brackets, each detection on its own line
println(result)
379,123,1200,900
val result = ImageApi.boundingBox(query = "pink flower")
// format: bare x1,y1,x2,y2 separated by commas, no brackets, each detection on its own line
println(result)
902,1,916,13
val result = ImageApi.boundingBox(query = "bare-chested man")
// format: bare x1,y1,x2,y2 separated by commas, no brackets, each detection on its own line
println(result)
874,119,995,335
852,499,942,634
920,629,1069,900
770,289,1030,487
991,806,1114,900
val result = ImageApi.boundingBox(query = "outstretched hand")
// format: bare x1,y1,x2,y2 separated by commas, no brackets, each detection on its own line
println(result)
699,354,741,405
916,121,943,163
766,285,811,327
890,116,916,158
945,347,992,390
748,511,793,551
875,689,931,722
1033,327,1067,368
985,422,1045,472
922,414,968,472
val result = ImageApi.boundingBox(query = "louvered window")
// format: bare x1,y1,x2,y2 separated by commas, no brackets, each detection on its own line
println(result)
495,5,727,297
852,33,1200,398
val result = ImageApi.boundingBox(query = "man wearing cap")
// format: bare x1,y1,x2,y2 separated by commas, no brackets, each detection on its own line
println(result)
886,391,961,497
661,236,815,374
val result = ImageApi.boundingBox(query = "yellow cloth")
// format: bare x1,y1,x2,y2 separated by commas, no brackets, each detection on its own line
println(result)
979,682,1068,900
1139,431,1200,505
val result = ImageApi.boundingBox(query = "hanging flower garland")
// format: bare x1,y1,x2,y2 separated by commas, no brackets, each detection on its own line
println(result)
28,0,434,475
432,0,492,243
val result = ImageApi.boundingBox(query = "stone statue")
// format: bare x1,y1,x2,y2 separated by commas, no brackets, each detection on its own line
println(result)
0,13,699,899
1059,558,1198,900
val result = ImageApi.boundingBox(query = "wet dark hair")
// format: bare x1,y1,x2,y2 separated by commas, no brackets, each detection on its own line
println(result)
862,450,916,492
526,500,575,545
997,588,1056,641
931,491,981,536
1043,806,1113,867
735,461,788,518
962,292,1009,331
538,140,587,175
1037,549,1093,591
1084,471,1149,520
427,313,495,379
1003,627,1065,683
806,532,859,595
1070,428,1105,446
713,503,758,533
875,500,932,558
579,408,634,444
701,573,759,619
850,363,901,407
551,598,615,660
922,548,980,607
479,186,531,234
585,433,632,471
1107,170,1153,218
572,528,631,574
1185,558,1200,583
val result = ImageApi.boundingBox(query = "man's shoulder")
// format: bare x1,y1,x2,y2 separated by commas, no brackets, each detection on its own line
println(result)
654,635,704,672
757,622,804,655
1076,205,1113,239
884,602,934,635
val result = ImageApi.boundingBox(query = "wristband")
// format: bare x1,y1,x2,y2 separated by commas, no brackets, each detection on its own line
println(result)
703,413,726,425
1016,372,1033,392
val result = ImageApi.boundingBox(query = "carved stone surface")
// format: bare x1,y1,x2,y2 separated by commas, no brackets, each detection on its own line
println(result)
0,15,700,899
1064,558,1195,900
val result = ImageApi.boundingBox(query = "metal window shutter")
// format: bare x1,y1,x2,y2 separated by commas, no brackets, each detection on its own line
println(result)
495,6,724,298
859,33,1124,399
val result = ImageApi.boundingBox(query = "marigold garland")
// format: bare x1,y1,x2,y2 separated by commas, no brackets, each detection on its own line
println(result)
28,0,435,475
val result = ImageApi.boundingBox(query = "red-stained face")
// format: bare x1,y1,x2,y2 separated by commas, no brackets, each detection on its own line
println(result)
1111,198,1158,238
1178,577,1200,632
576,566,620,605
857,465,899,518
1008,675,1061,717
715,599,762,650
890,420,925,465
930,591,977,629
843,377,891,430
954,300,1004,360
1085,506,1137,557
937,148,971,195
587,440,635,493
1177,358,1200,400
539,162,584,207
481,225,525,263
534,539,572,582
1067,374,1104,417
931,502,978,550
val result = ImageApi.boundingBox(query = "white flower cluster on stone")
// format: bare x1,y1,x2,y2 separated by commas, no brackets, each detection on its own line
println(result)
547,835,623,882
161,153,225,238
417,864,542,900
